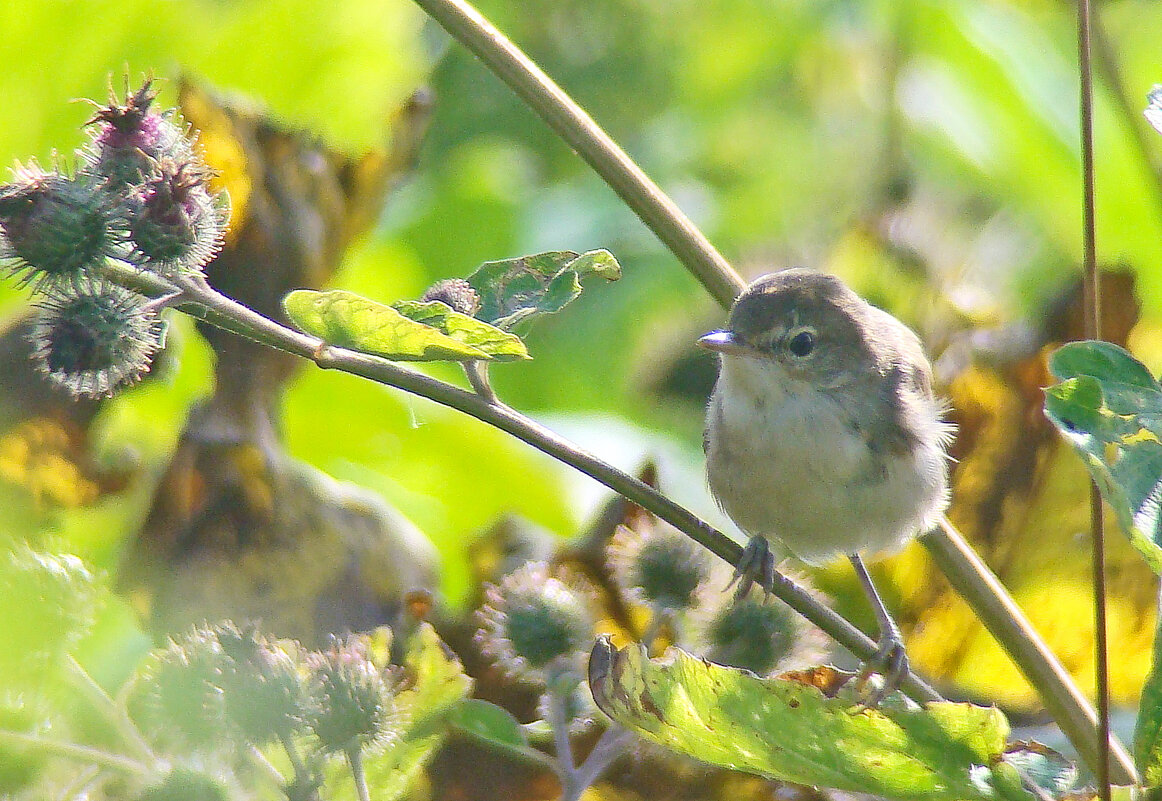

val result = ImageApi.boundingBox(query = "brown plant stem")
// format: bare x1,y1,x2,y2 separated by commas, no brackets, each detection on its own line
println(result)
1077,0,1112,795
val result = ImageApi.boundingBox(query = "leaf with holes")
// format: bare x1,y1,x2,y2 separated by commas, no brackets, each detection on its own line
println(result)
588,638,1016,799
466,249,621,330
1043,341,1162,574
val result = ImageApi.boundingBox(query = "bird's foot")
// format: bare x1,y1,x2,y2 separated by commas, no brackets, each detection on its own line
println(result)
855,629,910,707
725,535,776,602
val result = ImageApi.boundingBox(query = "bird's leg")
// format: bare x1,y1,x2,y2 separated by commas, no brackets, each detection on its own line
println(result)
849,553,909,706
725,535,777,601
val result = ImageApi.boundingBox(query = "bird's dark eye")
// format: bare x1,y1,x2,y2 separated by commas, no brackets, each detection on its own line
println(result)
787,330,815,357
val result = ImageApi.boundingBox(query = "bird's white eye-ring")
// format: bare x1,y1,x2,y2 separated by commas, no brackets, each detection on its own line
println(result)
786,327,817,358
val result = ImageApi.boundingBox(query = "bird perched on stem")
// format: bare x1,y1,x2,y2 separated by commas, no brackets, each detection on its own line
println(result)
700,268,954,703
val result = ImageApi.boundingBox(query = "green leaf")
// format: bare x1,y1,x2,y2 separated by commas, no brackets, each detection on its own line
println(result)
588,638,1010,799
396,621,475,734
466,249,621,330
284,289,497,362
1135,618,1162,787
1050,341,1160,392
391,299,529,361
1043,342,1162,573
448,698,529,753
995,742,1077,798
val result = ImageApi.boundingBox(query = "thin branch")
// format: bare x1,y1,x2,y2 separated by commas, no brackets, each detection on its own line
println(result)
570,725,634,795
0,729,150,776
464,360,497,402
347,746,371,801
65,655,157,767
248,745,288,790
1077,0,1111,797
99,266,942,706
409,0,745,308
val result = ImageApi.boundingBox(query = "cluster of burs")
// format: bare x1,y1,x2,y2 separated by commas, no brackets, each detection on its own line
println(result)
0,80,227,399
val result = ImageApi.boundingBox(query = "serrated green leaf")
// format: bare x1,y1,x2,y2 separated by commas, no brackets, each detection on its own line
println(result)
391,299,529,361
448,698,529,752
466,249,621,330
283,289,493,362
1043,342,1162,574
588,638,1008,799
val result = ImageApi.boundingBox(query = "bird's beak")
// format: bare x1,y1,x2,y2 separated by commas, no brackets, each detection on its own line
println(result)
697,330,755,357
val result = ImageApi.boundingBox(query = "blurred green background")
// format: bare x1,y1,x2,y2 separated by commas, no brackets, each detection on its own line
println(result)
3,0,1162,695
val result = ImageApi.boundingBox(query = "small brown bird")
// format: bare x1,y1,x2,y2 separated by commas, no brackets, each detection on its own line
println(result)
700,268,954,700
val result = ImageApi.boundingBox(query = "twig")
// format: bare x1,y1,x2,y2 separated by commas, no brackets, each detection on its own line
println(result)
65,655,157,767
464,360,497,402
248,744,288,790
347,746,371,801
0,729,150,776
570,725,634,795
1077,0,1112,796
98,265,941,706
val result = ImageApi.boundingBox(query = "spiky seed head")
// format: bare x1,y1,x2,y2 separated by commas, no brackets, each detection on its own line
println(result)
608,521,713,613
692,579,829,677
213,623,306,745
0,164,123,288
421,278,481,316
476,562,595,685
125,157,225,275
30,282,165,399
129,627,234,751
305,635,397,754
84,79,192,189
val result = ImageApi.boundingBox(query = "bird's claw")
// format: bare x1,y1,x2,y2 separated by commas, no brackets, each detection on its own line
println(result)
855,632,910,707
726,535,776,602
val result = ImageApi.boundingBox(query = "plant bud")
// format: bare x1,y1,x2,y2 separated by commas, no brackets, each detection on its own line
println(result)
0,164,122,287
475,562,594,685
608,521,712,613
125,157,226,275
214,623,306,746
0,547,97,683
30,282,165,399
305,635,396,754
421,278,481,316
692,580,828,677
129,627,233,751
84,79,192,189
